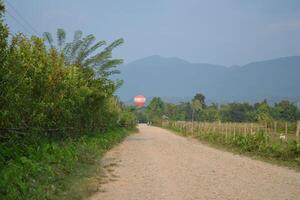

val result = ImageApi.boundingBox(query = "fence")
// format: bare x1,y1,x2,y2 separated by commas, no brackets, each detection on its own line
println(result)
162,120,300,141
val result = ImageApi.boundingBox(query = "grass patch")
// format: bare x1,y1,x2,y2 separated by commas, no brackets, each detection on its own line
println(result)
0,128,135,199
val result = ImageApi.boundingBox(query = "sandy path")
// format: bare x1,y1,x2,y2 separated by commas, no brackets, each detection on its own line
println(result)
89,124,300,200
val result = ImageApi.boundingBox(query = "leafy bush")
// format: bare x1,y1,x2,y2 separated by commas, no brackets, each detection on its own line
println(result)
0,34,123,135
0,129,128,199
0,2,136,199
119,111,137,129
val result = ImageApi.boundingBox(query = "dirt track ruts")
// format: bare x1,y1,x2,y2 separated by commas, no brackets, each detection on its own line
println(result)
89,124,300,200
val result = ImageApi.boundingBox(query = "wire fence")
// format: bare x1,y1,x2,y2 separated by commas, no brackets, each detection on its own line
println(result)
162,120,300,142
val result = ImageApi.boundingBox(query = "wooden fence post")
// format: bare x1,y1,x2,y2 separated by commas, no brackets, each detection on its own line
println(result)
264,121,268,134
191,121,194,133
233,126,236,138
296,121,300,140
225,125,228,141
274,121,277,134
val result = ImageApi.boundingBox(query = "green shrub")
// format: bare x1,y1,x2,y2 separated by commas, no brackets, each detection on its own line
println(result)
0,129,128,199
119,111,137,129
0,2,135,199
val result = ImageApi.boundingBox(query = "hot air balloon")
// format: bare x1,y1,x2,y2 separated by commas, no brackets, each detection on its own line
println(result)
134,95,146,107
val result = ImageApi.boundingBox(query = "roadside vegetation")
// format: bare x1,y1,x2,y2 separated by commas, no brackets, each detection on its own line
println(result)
162,121,300,169
0,2,136,199
145,94,300,169
0,129,132,199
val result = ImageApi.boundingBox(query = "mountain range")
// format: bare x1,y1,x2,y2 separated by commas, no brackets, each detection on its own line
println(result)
115,55,300,105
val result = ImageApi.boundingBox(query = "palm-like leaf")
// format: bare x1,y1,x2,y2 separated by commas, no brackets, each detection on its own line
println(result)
98,59,123,76
77,40,106,64
83,49,112,68
104,38,124,51
73,30,82,43
43,32,54,48
75,34,96,64
57,28,66,50
43,29,124,78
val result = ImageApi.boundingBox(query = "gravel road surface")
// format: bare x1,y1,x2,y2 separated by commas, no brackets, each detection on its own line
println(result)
90,124,300,200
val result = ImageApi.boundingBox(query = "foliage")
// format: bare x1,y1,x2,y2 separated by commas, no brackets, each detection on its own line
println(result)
273,100,298,122
220,103,255,122
0,128,129,199
0,3,136,199
118,110,137,129
254,100,273,122
134,108,148,123
43,29,124,78
198,104,219,122
0,1,8,66
192,93,206,108
144,93,300,123
146,97,165,124
191,99,201,122
0,32,125,136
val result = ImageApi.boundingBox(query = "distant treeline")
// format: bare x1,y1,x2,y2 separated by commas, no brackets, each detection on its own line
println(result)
143,93,300,124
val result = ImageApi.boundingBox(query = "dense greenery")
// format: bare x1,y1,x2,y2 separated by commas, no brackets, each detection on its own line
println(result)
145,94,300,124
0,2,136,199
1,32,124,134
0,128,130,199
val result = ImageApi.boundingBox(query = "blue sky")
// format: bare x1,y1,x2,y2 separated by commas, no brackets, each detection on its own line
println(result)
4,0,300,66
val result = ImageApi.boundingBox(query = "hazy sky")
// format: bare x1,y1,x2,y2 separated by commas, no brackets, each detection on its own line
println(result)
4,0,300,66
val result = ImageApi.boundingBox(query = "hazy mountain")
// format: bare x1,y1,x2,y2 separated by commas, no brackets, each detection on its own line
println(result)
115,55,300,104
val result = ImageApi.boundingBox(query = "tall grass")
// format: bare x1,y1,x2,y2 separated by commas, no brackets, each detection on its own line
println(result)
0,128,130,199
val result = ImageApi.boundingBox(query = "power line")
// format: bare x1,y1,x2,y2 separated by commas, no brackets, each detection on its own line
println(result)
4,0,40,36
5,9,33,35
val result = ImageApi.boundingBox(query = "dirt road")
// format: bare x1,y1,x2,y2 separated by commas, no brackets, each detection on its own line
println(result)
90,124,300,200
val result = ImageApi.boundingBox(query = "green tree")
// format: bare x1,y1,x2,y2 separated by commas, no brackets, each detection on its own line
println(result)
255,101,273,122
193,93,206,108
273,100,298,122
0,1,8,65
164,102,185,121
200,104,220,122
176,102,192,121
146,97,165,123
220,103,254,122
1,33,125,136
0,4,137,198
191,99,202,123
0,1,9,129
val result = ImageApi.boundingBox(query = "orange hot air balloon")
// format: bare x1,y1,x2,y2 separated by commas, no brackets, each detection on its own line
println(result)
134,95,146,107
